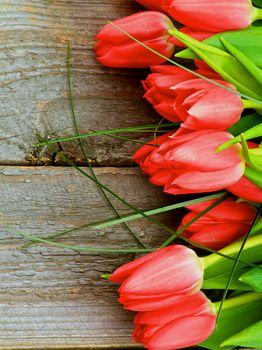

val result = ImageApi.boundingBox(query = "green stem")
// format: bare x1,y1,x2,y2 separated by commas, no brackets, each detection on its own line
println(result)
242,99,262,110
213,292,262,313
252,6,262,22
202,233,262,278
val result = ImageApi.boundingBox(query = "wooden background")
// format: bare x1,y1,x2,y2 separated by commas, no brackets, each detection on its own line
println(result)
0,1,180,348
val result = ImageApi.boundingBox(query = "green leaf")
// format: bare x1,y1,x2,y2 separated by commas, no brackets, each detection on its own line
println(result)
227,113,261,135
253,0,262,8
240,134,262,171
244,166,262,188
203,268,251,291
203,234,262,279
216,123,262,152
200,293,262,350
221,320,262,348
176,26,262,68
220,37,262,85
170,29,262,100
239,265,262,292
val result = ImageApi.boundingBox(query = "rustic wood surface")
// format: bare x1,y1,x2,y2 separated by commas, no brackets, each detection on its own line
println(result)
0,166,177,350
0,0,184,348
0,0,160,166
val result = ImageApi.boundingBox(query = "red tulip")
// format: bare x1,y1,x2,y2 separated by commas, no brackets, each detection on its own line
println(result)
143,65,243,129
227,173,262,203
178,198,257,250
95,11,175,68
109,245,204,311
135,0,165,11
163,0,262,33
133,129,245,195
133,292,216,349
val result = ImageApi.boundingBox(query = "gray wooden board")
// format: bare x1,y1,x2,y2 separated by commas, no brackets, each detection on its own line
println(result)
0,166,179,349
0,0,164,166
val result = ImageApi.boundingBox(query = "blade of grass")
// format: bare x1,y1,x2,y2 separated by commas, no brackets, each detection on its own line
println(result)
216,205,262,323
93,193,227,229
21,146,260,268
94,132,159,147
35,123,179,147
67,43,146,249
20,192,227,249
6,226,152,254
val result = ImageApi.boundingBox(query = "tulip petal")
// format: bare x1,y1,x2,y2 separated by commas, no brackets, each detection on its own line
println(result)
146,314,216,350
227,175,262,202
120,292,192,312
119,245,203,295
134,291,211,325
186,198,257,222
167,162,244,194
109,248,170,283
164,0,252,32
189,223,250,250
168,132,243,171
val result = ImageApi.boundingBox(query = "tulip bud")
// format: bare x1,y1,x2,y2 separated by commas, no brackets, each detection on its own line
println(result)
135,0,166,11
142,65,243,128
227,172,262,202
163,0,262,33
95,11,176,68
178,198,257,250
133,130,245,195
133,292,216,349
109,245,204,311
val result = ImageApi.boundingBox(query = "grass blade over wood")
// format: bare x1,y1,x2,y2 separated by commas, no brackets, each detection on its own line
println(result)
66,43,146,249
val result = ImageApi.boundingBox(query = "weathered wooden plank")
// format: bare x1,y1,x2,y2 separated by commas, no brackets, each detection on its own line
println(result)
0,166,178,349
0,0,163,166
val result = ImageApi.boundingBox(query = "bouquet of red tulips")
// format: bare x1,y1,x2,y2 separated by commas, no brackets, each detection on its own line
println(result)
95,1,262,349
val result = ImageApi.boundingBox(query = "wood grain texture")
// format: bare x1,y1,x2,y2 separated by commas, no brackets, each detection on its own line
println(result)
0,0,164,166
0,166,179,349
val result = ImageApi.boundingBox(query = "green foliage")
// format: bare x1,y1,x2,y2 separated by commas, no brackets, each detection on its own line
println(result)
216,123,262,152
201,293,262,349
239,265,262,292
176,26,262,68
203,268,251,291
203,234,262,279
227,113,261,135
221,320,262,348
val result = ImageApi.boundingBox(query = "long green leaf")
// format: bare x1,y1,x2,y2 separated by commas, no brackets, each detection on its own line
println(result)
176,26,262,68
216,123,262,152
220,37,262,85
66,43,146,249
202,268,251,291
221,320,262,348
239,265,262,292
227,113,261,135
93,193,227,229
200,293,262,350
170,29,262,100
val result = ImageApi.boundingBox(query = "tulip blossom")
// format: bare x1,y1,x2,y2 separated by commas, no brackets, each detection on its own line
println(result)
133,129,245,195
178,198,257,250
133,292,216,350
135,0,165,11
109,245,204,311
162,0,262,33
142,65,243,129
95,11,176,68
227,174,262,203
